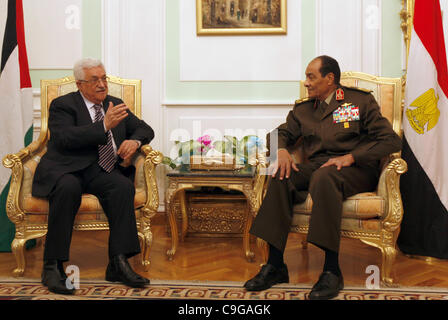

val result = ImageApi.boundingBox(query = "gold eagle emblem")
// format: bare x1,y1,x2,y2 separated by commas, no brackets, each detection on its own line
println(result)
406,88,440,134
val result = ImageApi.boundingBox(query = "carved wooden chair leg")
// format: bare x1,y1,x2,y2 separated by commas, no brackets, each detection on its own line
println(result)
11,238,27,277
137,208,153,270
380,244,398,287
138,232,152,271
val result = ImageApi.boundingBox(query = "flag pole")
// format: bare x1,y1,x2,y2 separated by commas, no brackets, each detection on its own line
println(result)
399,0,415,135
406,0,414,69
400,0,415,70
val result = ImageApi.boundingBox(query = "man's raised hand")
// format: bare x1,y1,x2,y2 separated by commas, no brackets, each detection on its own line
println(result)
104,102,128,131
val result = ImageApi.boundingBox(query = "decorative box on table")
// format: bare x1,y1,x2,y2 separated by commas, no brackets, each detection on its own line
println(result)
189,155,238,171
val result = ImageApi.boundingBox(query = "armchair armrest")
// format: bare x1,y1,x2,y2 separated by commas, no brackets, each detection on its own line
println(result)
376,154,408,232
252,153,268,212
2,139,47,225
137,144,163,217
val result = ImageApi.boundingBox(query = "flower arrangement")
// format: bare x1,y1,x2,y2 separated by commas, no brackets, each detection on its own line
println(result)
163,134,266,169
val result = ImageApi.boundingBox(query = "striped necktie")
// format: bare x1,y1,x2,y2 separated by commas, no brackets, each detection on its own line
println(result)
93,104,116,172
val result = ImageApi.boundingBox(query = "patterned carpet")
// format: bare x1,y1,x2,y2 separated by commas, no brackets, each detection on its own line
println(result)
0,278,447,300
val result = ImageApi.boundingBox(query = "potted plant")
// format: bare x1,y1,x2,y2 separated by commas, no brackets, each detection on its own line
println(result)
163,134,266,170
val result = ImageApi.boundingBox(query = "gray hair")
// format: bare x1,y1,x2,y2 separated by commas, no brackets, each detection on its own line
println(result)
73,58,105,80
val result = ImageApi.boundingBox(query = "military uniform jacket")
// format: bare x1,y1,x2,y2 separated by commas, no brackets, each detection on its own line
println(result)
274,86,402,168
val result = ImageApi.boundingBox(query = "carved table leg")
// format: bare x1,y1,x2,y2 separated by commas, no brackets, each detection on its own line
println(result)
243,213,255,262
166,189,179,260
242,187,258,262
179,189,189,242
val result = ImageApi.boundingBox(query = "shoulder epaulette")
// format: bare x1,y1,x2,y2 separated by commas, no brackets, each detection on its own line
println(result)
294,97,312,105
344,86,372,94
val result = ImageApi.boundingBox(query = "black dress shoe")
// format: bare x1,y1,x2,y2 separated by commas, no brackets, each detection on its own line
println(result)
309,271,344,300
244,264,289,291
41,260,75,295
105,254,150,288
56,261,68,280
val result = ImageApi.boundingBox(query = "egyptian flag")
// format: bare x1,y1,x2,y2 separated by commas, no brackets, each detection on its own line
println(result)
0,0,33,251
397,0,448,259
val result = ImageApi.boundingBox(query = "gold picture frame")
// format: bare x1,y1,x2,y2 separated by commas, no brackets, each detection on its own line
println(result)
197,0,287,36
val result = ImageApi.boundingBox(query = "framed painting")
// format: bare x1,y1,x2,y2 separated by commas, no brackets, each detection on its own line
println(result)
197,0,287,35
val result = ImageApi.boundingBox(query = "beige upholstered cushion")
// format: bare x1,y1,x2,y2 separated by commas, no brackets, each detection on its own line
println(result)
293,192,385,219
19,149,147,222
292,212,382,233
23,189,146,214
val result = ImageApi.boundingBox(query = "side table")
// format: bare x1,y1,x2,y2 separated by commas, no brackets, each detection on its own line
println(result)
165,164,265,262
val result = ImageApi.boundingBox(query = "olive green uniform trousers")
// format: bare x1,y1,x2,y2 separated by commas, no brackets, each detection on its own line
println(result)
250,157,378,253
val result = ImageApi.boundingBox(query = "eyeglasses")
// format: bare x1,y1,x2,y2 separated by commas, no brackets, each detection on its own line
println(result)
79,76,109,85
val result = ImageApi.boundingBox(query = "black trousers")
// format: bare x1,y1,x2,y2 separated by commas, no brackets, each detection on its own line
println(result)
43,163,140,262
250,158,379,253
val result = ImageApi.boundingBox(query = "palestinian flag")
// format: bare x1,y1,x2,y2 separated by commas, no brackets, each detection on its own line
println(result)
397,0,448,259
0,0,33,251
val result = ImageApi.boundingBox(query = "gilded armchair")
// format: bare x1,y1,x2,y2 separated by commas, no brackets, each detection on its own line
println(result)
259,72,408,286
2,75,163,277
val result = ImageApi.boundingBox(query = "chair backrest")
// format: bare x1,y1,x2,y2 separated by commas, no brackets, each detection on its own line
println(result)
299,71,403,136
38,75,142,145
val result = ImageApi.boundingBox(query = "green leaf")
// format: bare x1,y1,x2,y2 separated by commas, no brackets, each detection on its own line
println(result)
240,135,256,143
213,140,233,154
224,135,238,146
178,140,202,157
162,156,173,164
169,163,177,169
212,141,225,152
162,156,179,169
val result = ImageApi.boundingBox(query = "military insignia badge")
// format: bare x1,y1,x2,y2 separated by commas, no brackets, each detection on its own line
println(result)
336,88,344,101
333,103,360,124
405,88,440,134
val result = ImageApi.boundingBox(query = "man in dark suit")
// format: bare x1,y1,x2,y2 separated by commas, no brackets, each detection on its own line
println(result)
32,58,154,294
244,56,402,299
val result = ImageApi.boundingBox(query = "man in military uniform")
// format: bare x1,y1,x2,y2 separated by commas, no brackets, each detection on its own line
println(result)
244,55,402,299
